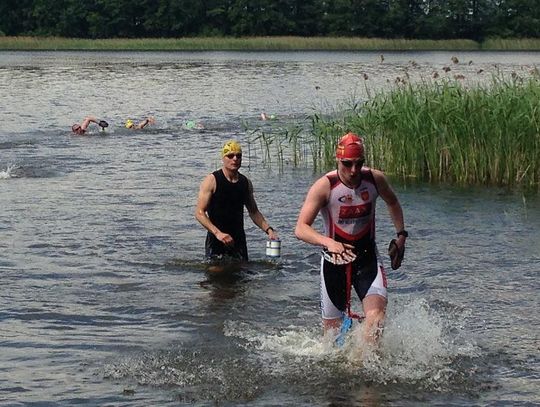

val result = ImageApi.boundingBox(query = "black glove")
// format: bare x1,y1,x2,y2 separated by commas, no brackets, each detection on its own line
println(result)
388,239,405,270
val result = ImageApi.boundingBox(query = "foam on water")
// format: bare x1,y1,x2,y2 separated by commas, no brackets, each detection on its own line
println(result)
0,164,18,179
359,298,480,386
103,297,482,402
224,296,480,391
103,346,270,402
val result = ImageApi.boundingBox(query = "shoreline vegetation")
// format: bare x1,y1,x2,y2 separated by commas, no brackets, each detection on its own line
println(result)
1,36,540,51
248,74,540,191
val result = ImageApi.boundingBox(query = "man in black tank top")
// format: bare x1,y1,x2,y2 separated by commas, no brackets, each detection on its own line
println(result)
195,140,279,262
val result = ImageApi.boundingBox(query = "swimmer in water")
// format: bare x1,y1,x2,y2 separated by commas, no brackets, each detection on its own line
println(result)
71,116,108,135
125,116,156,130
184,120,204,130
260,112,276,121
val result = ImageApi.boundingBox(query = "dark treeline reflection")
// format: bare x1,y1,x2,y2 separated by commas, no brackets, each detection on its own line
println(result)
1,0,538,40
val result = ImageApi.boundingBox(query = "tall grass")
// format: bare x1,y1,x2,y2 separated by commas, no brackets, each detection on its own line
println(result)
0,36,479,51
244,120,305,170
2,36,539,51
251,75,540,190
482,38,540,51
353,76,539,189
358,79,539,187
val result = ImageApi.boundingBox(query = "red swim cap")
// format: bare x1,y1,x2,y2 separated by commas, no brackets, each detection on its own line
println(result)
336,132,364,159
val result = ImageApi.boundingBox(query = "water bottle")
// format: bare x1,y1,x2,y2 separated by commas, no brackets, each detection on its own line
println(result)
265,239,281,258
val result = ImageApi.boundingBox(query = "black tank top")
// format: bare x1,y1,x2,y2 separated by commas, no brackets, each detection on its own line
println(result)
205,169,249,259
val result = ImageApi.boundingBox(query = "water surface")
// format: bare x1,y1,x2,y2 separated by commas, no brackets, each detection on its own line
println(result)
0,51,539,406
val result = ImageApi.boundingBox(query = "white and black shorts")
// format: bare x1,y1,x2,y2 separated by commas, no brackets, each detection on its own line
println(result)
320,253,387,320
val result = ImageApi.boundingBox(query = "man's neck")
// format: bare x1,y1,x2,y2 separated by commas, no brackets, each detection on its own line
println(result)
337,169,362,189
222,167,239,182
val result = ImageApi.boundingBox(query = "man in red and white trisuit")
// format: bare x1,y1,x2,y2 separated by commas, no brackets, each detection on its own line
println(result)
295,133,408,343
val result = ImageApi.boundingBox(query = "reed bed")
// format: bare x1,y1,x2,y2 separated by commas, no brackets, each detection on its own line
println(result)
251,76,540,190
2,36,539,51
482,38,540,51
0,36,480,51
351,77,540,189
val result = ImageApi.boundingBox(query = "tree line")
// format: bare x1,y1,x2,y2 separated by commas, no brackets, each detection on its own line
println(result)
1,0,538,40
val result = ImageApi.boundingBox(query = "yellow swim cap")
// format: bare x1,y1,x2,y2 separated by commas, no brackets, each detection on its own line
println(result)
125,119,134,129
222,140,242,157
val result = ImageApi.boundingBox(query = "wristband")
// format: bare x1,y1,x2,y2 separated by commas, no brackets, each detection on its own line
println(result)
397,230,408,238
265,226,274,234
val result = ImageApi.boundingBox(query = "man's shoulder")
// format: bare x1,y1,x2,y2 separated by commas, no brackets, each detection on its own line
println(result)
367,168,391,193
368,167,386,181
324,169,338,177
201,172,217,189
309,172,333,193
323,170,339,188
211,169,228,183
205,170,220,181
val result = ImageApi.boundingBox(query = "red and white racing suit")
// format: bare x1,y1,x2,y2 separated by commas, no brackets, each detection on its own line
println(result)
319,168,387,320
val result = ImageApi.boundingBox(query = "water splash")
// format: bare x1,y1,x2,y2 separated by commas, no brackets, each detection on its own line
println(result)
103,298,482,403
350,297,480,388
225,297,480,392
103,346,267,403
0,164,18,179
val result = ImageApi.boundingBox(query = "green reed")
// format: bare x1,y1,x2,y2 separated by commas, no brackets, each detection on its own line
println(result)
482,38,540,51
0,36,479,51
250,76,540,190
347,76,540,189
243,119,305,170
2,36,539,51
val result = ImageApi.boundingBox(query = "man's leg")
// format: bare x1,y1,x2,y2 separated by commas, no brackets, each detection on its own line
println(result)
362,294,386,344
323,317,342,334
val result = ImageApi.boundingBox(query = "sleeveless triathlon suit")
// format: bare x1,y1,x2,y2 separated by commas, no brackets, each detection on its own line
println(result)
319,168,388,320
205,169,249,260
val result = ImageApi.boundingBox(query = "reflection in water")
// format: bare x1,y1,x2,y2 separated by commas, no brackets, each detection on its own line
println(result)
324,384,385,407
200,260,248,301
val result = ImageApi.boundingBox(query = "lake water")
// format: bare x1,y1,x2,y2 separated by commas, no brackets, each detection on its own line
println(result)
0,51,539,406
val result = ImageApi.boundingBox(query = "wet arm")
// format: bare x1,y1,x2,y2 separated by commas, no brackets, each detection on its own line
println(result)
195,174,221,236
137,116,155,129
80,116,99,131
295,177,336,249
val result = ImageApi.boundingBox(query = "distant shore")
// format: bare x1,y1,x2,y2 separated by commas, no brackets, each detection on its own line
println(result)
1,36,540,51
